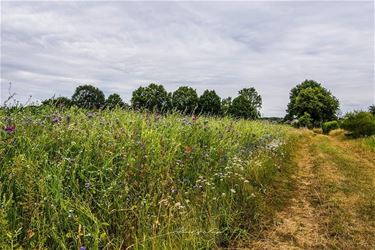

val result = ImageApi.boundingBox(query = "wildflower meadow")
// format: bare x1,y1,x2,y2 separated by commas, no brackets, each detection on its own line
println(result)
0,107,296,249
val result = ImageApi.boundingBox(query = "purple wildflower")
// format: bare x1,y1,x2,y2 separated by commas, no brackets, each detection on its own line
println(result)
192,115,197,122
80,246,87,250
4,124,16,134
52,117,60,123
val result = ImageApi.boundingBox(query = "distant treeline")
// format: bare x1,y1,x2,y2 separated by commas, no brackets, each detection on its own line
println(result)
39,80,338,123
42,84,263,119
6,80,375,135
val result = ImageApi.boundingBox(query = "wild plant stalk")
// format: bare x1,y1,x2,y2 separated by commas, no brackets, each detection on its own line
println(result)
0,107,294,249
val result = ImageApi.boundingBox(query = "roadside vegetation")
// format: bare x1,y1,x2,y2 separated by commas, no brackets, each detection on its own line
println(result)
0,107,296,249
1,79,375,249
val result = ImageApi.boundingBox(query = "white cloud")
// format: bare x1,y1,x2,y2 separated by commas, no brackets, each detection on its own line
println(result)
1,1,374,116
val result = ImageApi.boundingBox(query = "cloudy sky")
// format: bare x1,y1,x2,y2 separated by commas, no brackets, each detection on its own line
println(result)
1,1,374,116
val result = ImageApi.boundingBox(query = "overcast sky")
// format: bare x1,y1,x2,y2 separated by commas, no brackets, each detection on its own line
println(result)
1,1,374,116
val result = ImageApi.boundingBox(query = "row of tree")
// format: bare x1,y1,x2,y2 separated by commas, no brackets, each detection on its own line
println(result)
42,80,356,127
43,84,263,119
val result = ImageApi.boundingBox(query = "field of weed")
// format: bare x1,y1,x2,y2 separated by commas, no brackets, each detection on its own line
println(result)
0,107,295,249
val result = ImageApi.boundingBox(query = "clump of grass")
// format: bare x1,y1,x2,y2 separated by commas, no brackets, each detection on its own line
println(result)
361,136,375,151
0,107,294,249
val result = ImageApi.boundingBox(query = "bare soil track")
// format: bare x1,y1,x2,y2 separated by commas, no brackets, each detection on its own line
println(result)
250,130,375,250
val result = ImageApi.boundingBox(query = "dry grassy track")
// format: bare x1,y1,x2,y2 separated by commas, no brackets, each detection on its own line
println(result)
249,130,375,250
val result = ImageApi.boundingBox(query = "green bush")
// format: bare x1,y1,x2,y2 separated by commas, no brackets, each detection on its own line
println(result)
322,121,339,135
341,111,375,138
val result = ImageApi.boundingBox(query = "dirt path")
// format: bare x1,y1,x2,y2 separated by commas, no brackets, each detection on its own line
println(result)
251,131,326,249
250,130,375,250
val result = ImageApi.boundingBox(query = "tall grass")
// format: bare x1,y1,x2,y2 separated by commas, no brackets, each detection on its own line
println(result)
362,136,375,151
0,107,294,249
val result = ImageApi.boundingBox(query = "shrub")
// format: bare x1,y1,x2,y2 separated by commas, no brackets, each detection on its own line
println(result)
341,111,375,138
322,121,339,135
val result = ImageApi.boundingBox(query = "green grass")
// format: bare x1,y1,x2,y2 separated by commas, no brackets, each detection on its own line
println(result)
0,107,295,249
310,136,375,249
361,136,375,150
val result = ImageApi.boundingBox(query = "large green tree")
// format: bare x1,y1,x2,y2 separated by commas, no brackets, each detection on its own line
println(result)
105,93,125,109
228,87,262,119
198,90,221,115
285,80,339,126
71,85,105,109
171,86,199,114
131,83,169,112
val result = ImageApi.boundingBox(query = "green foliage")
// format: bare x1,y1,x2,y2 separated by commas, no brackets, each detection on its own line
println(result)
0,108,294,249
228,87,262,119
286,80,339,126
71,85,105,109
42,97,72,108
105,93,125,109
341,111,375,138
369,105,375,116
297,112,313,128
131,83,169,112
198,90,221,115
322,121,340,135
221,97,232,116
172,86,199,114
362,136,375,150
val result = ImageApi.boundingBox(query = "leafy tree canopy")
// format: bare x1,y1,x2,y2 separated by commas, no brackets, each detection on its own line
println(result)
172,86,199,114
221,97,232,116
106,93,125,109
42,96,72,108
297,112,313,128
369,105,375,116
286,80,339,126
131,83,169,112
228,87,262,119
71,85,105,109
198,90,221,115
